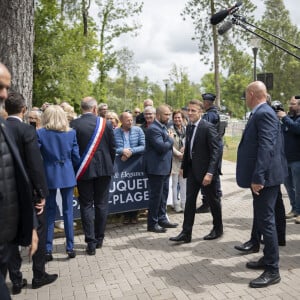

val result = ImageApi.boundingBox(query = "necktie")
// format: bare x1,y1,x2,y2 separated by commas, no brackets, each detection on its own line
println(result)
189,124,196,159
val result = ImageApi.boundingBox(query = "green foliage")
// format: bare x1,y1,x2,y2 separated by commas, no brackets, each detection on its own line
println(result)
33,0,98,109
93,0,143,102
257,0,300,101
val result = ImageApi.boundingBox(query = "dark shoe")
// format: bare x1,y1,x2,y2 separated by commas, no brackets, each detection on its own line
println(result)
147,224,167,233
86,247,96,255
158,221,178,228
246,257,266,270
45,251,53,262
234,240,260,253
32,273,58,289
195,204,210,214
203,228,223,240
96,241,103,249
12,279,27,295
123,217,130,225
67,250,76,259
278,240,286,246
249,270,281,288
169,232,191,243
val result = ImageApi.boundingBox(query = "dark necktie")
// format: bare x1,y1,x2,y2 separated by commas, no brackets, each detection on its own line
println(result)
189,124,196,142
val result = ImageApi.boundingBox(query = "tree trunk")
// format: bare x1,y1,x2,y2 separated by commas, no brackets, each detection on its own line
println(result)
0,0,34,107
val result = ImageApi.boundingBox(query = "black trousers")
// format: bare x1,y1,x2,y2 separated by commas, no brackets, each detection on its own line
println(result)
250,189,286,245
8,211,46,282
0,243,12,300
183,171,222,234
77,176,111,249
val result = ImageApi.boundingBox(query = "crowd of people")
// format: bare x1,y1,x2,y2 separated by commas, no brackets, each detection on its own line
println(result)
1,60,300,298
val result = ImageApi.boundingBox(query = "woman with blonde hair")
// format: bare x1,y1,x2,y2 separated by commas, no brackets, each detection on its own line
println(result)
105,111,120,129
37,105,80,260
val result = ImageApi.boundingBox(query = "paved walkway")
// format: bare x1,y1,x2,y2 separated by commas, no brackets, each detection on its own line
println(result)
11,160,300,299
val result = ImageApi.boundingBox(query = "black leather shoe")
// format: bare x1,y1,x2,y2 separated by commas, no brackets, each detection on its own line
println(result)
169,232,191,243
246,257,266,270
158,221,178,228
12,279,27,295
67,250,76,259
86,247,96,255
96,241,103,249
195,204,210,214
32,273,58,289
234,240,260,253
147,224,167,233
45,251,53,262
203,228,223,240
249,270,281,288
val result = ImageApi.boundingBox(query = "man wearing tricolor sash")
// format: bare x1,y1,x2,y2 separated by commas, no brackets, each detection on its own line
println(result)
71,97,115,255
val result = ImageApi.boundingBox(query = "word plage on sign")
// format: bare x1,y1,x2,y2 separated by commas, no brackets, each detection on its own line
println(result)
55,154,149,220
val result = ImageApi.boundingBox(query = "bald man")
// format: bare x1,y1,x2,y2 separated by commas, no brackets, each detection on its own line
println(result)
236,81,287,288
136,98,154,125
0,63,38,298
71,97,115,255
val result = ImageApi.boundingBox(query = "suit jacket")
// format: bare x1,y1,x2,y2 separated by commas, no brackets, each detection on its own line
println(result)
0,117,33,246
236,103,287,188
144,119,173,175
37,128,80,189
6,117,48,197
181,119,220,182
70,114,116,179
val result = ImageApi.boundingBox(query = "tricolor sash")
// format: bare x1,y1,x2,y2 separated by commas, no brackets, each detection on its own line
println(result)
76,117,106,180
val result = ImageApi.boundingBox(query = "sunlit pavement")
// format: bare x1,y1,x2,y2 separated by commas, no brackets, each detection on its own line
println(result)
11,160,300,299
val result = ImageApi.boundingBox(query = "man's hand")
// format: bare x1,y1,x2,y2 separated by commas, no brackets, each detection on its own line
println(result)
202,173,213,186
277,111,287,119
29,229,39,257
35,198,45,215
123,148,132,158
251,183,264,195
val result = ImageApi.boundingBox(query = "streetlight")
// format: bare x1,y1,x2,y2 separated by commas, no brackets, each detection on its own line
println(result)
163,79,170,104
250,37,261,81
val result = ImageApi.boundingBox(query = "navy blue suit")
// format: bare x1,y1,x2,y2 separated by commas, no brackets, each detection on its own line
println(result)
71,114,115,250
144,120,173,228
237,103,287,272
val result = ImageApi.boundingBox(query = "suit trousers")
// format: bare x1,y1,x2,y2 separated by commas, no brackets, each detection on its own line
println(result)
252,185,280,272
0,243,11,300
183,171,222,234
46,188,75,252
8,210,47,282
147,174,170,228
250,189,286,245
77,176,111,249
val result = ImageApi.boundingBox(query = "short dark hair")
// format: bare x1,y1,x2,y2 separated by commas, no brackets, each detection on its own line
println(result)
188,99,203,109
5,92,26,115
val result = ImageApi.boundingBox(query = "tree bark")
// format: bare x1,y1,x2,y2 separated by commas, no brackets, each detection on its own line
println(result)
0,0,34,107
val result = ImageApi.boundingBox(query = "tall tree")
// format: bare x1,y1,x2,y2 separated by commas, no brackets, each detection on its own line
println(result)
94,0,143,102
258,0,300,100
181,0,256,107
33,0,98,108
0,0,34,106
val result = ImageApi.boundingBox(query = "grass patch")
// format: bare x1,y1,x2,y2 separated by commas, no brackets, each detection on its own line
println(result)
223,136,241,162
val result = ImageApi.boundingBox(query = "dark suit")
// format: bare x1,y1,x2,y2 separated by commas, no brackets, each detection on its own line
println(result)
0,117,33,298
71,114,115,250
181,119,222,234
6,117,48,282
144,119,173,228
236,103,287,272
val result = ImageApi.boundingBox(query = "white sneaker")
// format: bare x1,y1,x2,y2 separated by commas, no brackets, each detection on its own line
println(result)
295,215,300,224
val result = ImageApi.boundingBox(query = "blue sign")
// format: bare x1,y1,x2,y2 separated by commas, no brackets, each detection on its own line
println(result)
55,155,149,220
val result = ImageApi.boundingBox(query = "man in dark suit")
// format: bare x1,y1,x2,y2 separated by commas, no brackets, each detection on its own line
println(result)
0,62,37,299
71,97,115,255
5,92,57,293
236,81,287,288
170,99,222,243
144,104,178,233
